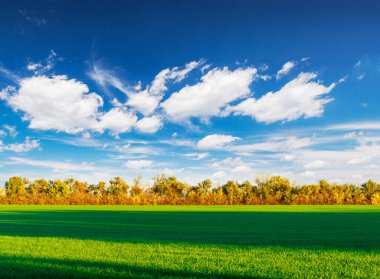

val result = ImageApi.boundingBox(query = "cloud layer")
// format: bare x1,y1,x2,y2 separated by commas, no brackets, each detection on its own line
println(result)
1,58,338,137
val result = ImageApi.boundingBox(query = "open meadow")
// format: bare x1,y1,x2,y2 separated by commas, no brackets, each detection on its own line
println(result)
0,205,379,278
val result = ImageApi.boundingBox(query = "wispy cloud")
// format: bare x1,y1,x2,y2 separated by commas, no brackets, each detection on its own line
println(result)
19,9,47,26
276,61,295,79
8,157,98,172
0,64,20,84
0,137,40,152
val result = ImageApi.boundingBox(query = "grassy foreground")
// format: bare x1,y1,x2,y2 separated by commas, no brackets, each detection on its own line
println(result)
0,205,379,278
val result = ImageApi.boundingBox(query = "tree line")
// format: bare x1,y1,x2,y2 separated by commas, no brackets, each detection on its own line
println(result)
1,175,380,205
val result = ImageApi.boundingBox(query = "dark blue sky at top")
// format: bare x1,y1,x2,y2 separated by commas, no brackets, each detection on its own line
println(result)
1,0,379,73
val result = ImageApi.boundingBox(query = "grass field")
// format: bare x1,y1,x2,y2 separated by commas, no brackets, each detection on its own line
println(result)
0,205,379,278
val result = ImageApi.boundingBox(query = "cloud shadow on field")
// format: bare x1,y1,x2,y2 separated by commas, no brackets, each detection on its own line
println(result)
0,254,265,279
0,208,380,249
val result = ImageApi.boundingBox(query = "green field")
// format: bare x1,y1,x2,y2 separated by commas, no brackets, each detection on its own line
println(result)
0,205,379,278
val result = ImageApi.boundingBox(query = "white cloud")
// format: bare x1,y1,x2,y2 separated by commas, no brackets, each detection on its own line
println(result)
161,67,256,120
184,152,210,160
9,157,97,172
230,73,335,123
159,138,195,147
343,131,364,139
26,50,58,75
88,61,130,97
347,157,369,165
276,61,295,79
210,171,228,182
211,157,245,168
301,171,315,177
2,75,140,136
357,73,366,80
89,60,204,116
114,144,160,156
231,165,252,173
208,157,254,182
4,75,103,134
327,121,380,131
197,134,241,150
0,66,20,84
27,64,40,71
159,168,185,176
200,64,211,74
0,125,18,138
229,137,312,154
282,154,295,161
127,91,162,116
338,75,348,83
126,60,204,115
0,137,40,152
207,157,254,181
134,115,163,134
97,107,137,136
304,160,328,169
124,160,153,170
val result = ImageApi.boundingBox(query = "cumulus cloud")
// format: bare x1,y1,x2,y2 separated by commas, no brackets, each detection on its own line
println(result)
88,60,204,116
128,60,204,115
1,60,339,138
229,73,335,123
276,61,295,79
197,134,241,150
134,115,163,134
3,75,103,133
161,67,257,120
2,75,138,136
124,160,153,170
97,107,137,136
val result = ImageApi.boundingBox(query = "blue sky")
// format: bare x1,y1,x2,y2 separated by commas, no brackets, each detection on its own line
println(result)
1,0,380,186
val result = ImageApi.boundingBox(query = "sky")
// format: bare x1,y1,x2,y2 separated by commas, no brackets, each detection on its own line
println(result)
0,0,380,187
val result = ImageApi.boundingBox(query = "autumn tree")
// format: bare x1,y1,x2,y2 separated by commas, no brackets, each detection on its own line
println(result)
1,174,380,206
5,177,28,198
152,175,188,203
361,180,380,204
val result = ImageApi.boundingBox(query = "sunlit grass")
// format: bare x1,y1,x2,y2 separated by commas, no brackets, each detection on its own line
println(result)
0,205,379,278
